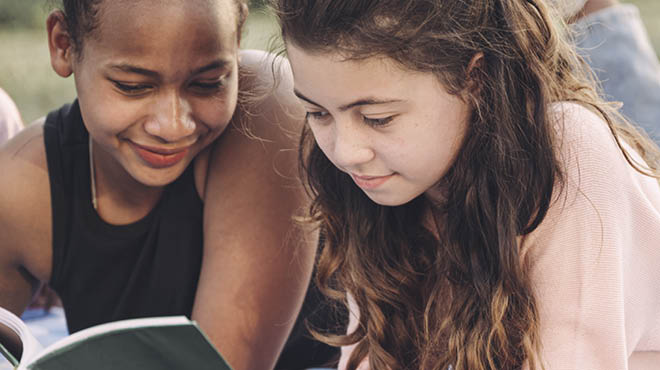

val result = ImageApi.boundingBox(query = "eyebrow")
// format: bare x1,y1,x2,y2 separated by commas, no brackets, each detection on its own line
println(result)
109,64,160,78
294,89,403,112
192,60,231,75
109,60,231,79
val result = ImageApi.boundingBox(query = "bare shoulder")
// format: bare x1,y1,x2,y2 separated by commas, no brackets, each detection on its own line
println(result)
199,49,310,243
237,48,304,137
197,49,305,199
0,118,53,282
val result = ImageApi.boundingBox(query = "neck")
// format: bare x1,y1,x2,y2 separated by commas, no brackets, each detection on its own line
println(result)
91,140,164,225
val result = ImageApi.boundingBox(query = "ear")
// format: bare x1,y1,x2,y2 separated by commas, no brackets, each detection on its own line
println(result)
47,10,75,78
236,2,249,47
466,52,485,95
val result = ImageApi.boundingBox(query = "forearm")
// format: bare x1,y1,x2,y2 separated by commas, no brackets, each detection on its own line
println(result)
193,127,314,369
193,186,316,369
193,244,315,369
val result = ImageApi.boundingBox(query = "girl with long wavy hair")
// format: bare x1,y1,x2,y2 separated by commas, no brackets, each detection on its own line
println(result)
272,0,660,369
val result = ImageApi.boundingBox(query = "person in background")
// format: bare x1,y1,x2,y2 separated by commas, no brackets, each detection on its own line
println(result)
557,0,660,144
0,88,23,144
0,1,320,369
273,0,660,369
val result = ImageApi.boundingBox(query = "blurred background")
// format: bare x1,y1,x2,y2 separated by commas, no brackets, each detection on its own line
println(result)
0,0,658,125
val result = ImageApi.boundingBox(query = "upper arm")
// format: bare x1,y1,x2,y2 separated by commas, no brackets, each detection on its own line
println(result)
192,50,316,369
0,121,52,316
522,105,660,369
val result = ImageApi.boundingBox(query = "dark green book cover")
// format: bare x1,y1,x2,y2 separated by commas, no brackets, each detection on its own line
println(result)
0,309,231,370
28,322,231,370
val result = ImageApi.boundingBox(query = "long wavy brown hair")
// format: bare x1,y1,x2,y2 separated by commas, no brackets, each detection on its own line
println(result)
273,0,659,369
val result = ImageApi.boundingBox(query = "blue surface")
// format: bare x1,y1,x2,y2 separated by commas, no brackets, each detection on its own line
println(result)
22,307,69,348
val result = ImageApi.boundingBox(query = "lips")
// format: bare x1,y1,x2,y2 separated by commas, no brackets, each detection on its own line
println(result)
351,173,394,190
131,142,190,168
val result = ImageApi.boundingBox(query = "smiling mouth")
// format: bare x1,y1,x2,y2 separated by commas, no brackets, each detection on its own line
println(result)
351,173,395,190
131,142,191,168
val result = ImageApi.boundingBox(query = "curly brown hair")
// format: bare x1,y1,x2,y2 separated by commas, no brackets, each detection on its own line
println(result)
273,0,659,369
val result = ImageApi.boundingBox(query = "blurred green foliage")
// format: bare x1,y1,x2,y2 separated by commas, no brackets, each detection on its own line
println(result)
0,2,49,29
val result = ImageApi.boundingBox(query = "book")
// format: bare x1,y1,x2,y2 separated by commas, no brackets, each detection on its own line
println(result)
0,307,232,370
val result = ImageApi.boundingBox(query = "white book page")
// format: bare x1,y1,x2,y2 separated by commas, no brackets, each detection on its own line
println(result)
0,306,44,368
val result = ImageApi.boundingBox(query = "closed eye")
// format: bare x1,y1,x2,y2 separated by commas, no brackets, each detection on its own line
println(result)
363,115,395,127
190,78,226,94
305,111,331,124
111,80,152,95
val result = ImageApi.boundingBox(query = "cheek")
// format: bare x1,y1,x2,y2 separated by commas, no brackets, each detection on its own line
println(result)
309,125,334,158
390,123,457,175
421,125,466,176
192,85,239,133
195,97,236,131
79,98,138,138
76,78,141,136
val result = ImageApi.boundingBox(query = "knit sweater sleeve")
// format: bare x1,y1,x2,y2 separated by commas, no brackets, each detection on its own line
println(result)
521,103,660,370
338,293,370,370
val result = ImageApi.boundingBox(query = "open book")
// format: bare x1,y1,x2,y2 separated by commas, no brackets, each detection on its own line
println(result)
0,307,231,370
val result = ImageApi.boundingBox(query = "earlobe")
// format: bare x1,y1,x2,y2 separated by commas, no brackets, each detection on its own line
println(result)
46,10,75,78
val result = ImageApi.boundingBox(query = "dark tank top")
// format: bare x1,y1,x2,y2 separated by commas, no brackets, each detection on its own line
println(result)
43,101,340,369
44,101,203,333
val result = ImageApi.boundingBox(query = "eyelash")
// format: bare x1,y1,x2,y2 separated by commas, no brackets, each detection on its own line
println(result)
363,116,394,127
110,79,225,96
305,111,330,123
191,80,225,92
305,111,395,128
112,81,151,94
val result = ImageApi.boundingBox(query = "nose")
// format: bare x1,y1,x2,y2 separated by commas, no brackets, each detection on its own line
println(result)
330,118,375,168
144,89,196,142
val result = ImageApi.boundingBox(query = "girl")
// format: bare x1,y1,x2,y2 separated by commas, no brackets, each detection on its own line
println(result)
274,0,660,369
0,0,319,369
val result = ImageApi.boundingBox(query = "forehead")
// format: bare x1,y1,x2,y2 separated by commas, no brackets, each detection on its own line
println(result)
83,0,238,58
287,43,429,98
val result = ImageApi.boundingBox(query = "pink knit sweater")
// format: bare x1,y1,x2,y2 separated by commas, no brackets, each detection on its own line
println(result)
339,103,660,369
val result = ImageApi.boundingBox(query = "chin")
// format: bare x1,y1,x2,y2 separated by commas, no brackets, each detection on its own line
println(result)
364,191,417,207
132,165,188,188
